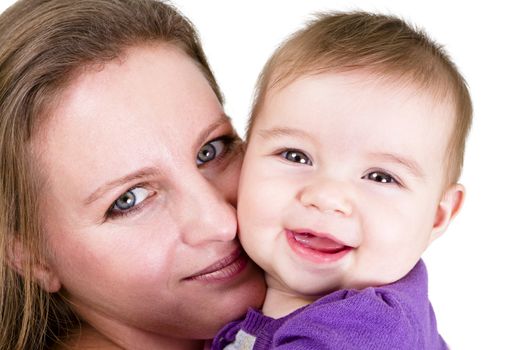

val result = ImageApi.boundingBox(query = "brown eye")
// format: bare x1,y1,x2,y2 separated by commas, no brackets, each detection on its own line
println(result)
281,150,312,165
363,171,397,184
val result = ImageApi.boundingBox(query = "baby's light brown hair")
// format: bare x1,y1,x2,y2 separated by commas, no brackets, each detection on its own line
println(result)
247,11,472,185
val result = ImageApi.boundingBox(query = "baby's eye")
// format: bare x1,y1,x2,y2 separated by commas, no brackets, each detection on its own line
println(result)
281,150,312,165
108,187,149,216
363,171,398,184
196,138,227,165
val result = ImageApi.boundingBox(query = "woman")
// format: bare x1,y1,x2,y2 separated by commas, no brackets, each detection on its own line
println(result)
0,0,265,349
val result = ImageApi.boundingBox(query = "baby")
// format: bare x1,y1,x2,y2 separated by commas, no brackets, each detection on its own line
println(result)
214,11,472,350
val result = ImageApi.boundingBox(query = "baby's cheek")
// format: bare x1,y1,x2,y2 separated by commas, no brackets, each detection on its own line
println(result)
238,184,277,249
240,173,277,217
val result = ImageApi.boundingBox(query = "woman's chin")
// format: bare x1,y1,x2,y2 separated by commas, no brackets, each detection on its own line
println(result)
210,261,265,329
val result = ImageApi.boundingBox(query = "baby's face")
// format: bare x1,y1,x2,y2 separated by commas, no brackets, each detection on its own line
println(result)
238,71,462,296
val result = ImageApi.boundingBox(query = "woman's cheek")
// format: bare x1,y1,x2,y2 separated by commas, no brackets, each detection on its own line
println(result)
207,149,243,206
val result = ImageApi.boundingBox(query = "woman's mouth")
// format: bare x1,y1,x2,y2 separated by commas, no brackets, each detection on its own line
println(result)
184,248,248,282
286,229,352,263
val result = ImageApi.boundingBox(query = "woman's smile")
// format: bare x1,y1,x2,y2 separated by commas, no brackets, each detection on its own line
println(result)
184,247,250,283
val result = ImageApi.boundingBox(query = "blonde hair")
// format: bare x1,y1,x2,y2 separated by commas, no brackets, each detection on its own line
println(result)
248,11,472,185
0,0,222,348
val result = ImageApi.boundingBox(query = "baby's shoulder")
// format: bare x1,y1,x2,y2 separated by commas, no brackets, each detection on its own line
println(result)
273,287,421,349
303,285,417,324
272,262,438,349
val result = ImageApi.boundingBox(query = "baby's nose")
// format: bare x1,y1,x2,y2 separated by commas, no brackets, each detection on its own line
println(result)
299,180,353,216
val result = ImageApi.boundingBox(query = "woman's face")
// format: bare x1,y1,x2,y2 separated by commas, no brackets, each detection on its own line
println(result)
34,44,265,339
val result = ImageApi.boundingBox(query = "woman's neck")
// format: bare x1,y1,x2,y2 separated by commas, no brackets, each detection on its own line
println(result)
55,322,204,350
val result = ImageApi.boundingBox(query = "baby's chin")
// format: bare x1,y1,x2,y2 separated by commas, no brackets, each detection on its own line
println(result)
274,270,404,297
274,274,347,298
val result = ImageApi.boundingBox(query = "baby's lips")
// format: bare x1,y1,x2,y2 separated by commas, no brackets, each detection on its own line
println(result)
290,230,350,253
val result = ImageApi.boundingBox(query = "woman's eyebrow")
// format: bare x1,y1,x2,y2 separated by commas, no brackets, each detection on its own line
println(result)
84,167,161,206
193,113,231,151
84,114,230,207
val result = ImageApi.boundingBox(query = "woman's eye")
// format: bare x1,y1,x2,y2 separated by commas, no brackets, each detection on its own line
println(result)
281,150,312,165
363,171,398,184
196,139,227,165
109,187,149,215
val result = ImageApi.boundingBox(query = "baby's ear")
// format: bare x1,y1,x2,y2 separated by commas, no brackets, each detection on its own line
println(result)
429,183,465,243
7,237,61,293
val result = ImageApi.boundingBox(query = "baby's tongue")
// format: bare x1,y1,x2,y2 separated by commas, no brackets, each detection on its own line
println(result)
292,231,346,253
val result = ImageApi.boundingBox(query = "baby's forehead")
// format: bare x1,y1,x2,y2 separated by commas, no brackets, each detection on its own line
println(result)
254,70,455,175
265,69,456,122
251,69,458,166
271,67,453,102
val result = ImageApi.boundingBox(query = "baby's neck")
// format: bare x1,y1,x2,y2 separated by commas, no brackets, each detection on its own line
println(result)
262,277,320,318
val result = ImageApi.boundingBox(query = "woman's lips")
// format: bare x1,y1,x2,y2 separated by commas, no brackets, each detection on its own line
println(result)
184,248,248,282
286,229,352,263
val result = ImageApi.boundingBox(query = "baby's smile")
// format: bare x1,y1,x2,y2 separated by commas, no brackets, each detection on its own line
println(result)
285,229,353,263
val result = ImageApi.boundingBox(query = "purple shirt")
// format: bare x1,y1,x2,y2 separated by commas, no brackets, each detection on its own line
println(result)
213,260,447,349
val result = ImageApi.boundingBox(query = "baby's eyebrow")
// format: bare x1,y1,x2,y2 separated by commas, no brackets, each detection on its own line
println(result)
370,152,424,178
256,127,313,141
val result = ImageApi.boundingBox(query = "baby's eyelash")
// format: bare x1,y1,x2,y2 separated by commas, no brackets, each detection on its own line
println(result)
273,147,313,166
362,170,403,187
282,149,312,165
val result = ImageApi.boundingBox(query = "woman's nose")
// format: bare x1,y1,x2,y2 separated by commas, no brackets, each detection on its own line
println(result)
178,176,238,246
299,179,353,216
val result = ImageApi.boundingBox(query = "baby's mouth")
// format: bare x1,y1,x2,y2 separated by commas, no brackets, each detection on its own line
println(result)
286,229,352,263
291,231,349,253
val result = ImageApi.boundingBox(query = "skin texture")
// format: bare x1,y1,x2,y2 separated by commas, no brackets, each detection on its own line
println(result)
238,72,463,318
32,44,265,349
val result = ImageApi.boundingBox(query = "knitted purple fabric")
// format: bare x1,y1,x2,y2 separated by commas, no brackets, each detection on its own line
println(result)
212,260,447,349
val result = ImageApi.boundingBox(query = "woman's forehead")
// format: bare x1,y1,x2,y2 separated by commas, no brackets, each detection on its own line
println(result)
34,44,226,196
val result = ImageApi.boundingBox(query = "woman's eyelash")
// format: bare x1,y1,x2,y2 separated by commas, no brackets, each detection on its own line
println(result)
105,186,154,220
197,134,241,167
103,134,240,222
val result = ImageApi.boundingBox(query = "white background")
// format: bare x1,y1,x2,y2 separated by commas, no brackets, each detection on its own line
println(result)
1,0,524,349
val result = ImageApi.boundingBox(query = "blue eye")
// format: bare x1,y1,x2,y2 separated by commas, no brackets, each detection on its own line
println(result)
363,171,398,184
281,150,312,165
197,139,227,165
109,187,149,215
